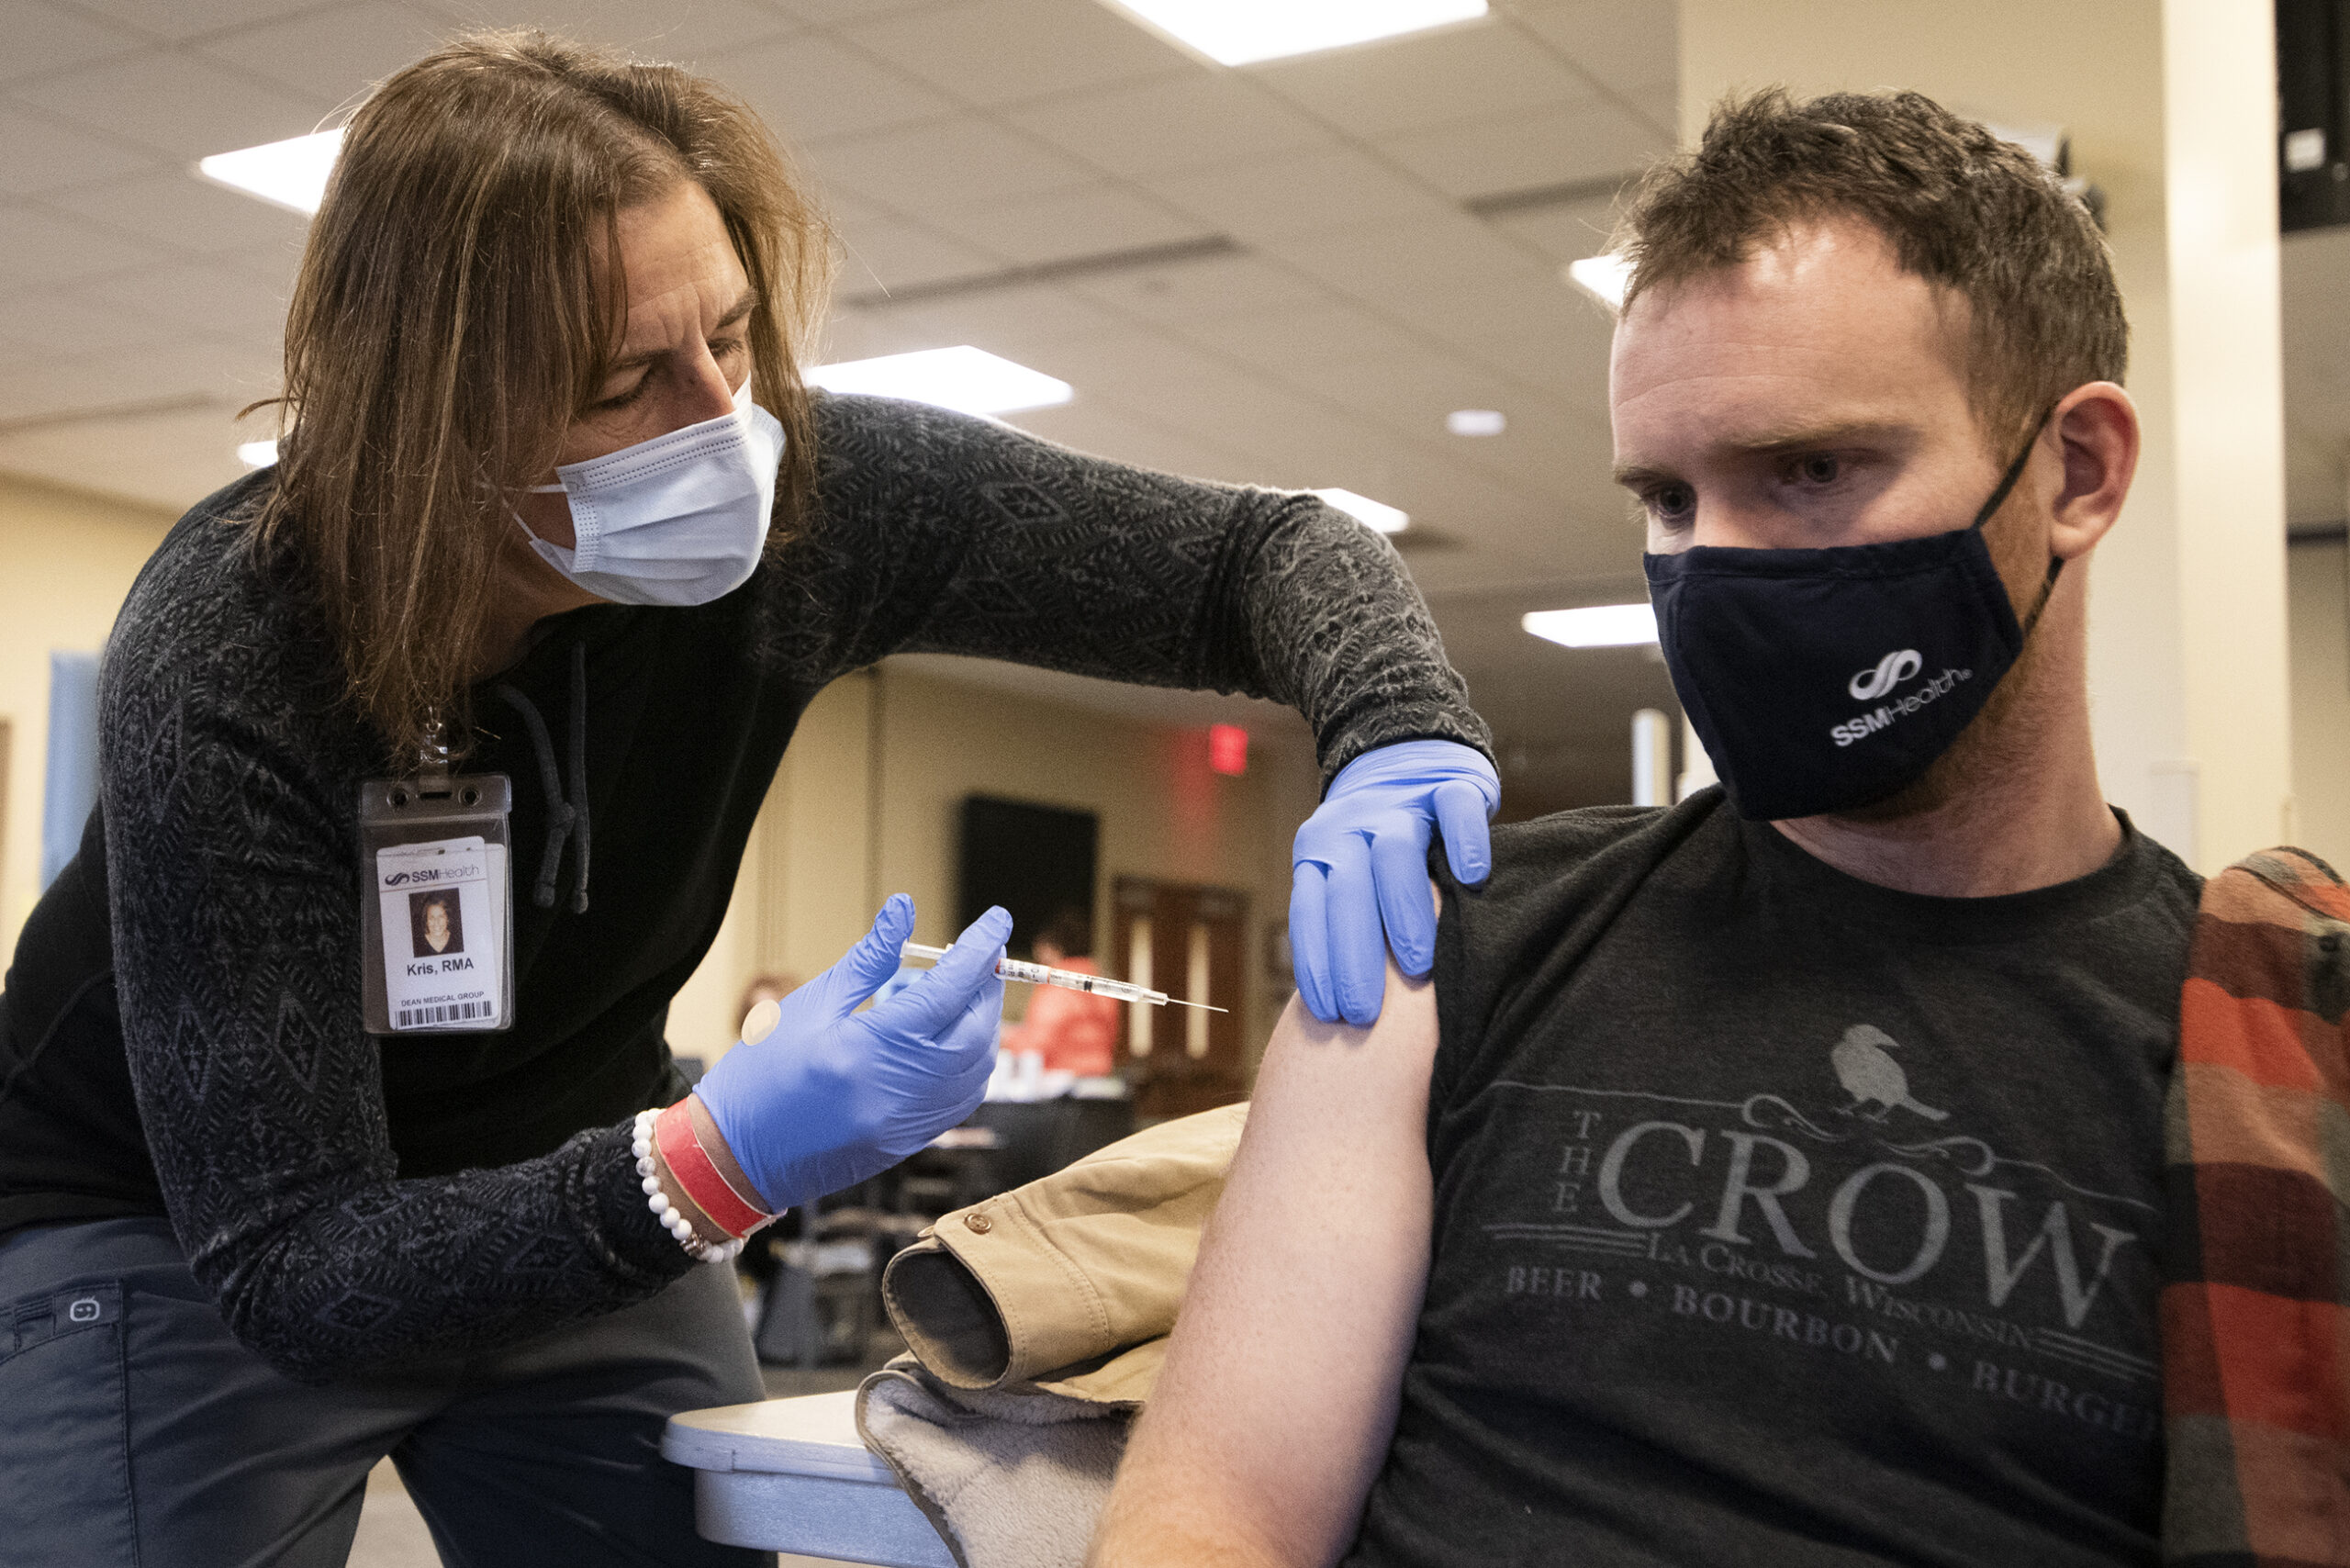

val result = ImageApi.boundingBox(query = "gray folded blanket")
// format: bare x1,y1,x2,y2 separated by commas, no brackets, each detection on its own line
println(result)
856,1359,1132,1568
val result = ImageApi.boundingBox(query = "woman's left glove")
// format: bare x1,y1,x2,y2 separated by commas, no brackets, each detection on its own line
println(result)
1290,739,1500,1028
694,895,1008,1212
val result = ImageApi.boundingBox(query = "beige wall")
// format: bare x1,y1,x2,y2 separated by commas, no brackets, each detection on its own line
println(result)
1679,0,2294,873
667,662,1321,1073
2290,537,2350,872
0,474,174,953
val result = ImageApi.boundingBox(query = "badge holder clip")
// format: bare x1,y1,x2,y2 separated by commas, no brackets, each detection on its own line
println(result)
358,721,516,1036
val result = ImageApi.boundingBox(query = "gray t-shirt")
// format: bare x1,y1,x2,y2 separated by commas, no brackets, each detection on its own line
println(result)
1348,792,2198,1568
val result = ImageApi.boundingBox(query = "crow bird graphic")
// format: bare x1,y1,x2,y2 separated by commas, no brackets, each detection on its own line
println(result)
1830,1025,1949,1122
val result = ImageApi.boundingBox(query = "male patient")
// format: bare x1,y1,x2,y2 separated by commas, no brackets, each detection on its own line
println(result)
1094,91,2187,1567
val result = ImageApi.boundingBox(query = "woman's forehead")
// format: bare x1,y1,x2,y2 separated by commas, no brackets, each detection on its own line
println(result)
611,183,750,343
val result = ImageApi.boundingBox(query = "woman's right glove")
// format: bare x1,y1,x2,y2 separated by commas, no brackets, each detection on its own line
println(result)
694,895,1009,1213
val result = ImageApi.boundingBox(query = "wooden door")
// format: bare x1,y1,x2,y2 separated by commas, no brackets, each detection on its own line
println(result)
1110,877,1248,1119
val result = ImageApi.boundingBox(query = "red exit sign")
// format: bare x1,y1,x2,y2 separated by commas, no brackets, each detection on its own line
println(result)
1208,723,1248,776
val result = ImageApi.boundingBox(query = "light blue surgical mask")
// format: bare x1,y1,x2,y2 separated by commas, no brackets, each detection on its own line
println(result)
516,378,784,607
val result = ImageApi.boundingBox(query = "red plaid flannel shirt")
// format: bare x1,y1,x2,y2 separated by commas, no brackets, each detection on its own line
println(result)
2165,846,2350,1564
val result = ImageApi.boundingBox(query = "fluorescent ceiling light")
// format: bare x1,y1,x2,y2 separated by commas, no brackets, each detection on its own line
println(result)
1565,253,1632,311
197,128,343,216
1446,409,1505,437
1313,487,1408,533
1102,0,1488,66
1523,603,1657,648
807,346,1072,416
237,440,279,469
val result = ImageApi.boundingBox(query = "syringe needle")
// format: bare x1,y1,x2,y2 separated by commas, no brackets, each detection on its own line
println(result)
1164,997,1228,1014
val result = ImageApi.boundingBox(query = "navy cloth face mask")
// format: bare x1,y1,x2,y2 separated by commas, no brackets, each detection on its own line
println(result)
1643,427,2054,823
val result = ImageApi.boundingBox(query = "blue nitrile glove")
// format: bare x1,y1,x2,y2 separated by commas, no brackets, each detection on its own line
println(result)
1291,739,1500,1026
695,896,1008,1212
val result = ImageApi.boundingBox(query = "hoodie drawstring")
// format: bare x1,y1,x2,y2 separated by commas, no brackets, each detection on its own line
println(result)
494,641,593,913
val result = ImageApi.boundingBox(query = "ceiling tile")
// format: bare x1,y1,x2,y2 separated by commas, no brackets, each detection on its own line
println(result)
1449,404,1616,500
1172,298,1429,373
0,200,173,286
1451,312,1614,413
811,308,925,362
811,185,895,229
1408,270,1594,347
0,284,164,356
1484,198,1621,266
767,0,945,19
830,281,1127,361
1509,0,1676,96
803,116,1094,208
1146,147,1457,246
1377,100,1666,201
0,331,264,426
1626,81,1676,139
713,32,957,147
1261,209,1560,328
0,105,161,195
1069,251,1326,324
73,260,293,340
0,1,151,84
1109,380,1343,472
418,0,800,62
832,216,1002,293
840,0,1190,108
1038,329,1377,481
43,168,312,257
1032,324,1228,400
196,2,451,101
55,0,330,42
12,50,330,161
209,236,308,288
0,341,54,381
0,397,261,509
1005,73,1332,181
1248,19,1592,140
923,182,1207,267
1279,346,1520,441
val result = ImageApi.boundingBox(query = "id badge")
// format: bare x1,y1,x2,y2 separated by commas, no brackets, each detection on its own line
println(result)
357,773,514,1036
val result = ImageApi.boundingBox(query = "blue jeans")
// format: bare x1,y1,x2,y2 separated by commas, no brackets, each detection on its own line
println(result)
0,1216,773,1568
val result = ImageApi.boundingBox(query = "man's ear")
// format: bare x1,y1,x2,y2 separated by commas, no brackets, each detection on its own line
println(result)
2047,381,2139,561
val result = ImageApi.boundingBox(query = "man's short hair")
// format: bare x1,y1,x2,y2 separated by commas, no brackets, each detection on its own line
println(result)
1617,89,2128,451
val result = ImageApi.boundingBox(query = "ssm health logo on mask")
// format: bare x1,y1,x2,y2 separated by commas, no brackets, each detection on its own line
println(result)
1831,648,1972,747
1847,649,1923,701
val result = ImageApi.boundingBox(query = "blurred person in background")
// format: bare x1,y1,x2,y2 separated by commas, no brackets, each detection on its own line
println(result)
1000,910,1121,1079
734,972,800,1028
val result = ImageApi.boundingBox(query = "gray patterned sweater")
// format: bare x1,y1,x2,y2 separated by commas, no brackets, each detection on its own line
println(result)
0,393,1486,1382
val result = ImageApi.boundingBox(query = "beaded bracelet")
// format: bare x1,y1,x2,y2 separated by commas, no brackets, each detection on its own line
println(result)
632,1108,744,1265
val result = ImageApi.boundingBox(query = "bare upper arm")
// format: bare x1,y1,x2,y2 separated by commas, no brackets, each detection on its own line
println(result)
1091,950,1440,1568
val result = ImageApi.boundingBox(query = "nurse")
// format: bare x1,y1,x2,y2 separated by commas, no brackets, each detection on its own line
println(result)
0,28,1494,1567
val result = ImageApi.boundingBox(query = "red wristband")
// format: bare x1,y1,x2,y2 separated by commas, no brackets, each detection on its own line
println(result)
654,1102,771,1239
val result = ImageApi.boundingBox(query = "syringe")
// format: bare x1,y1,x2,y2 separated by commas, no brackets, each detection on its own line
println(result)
900,942,1225,1012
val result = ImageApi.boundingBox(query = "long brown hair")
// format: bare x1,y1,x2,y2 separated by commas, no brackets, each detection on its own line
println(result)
252,29,834,761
